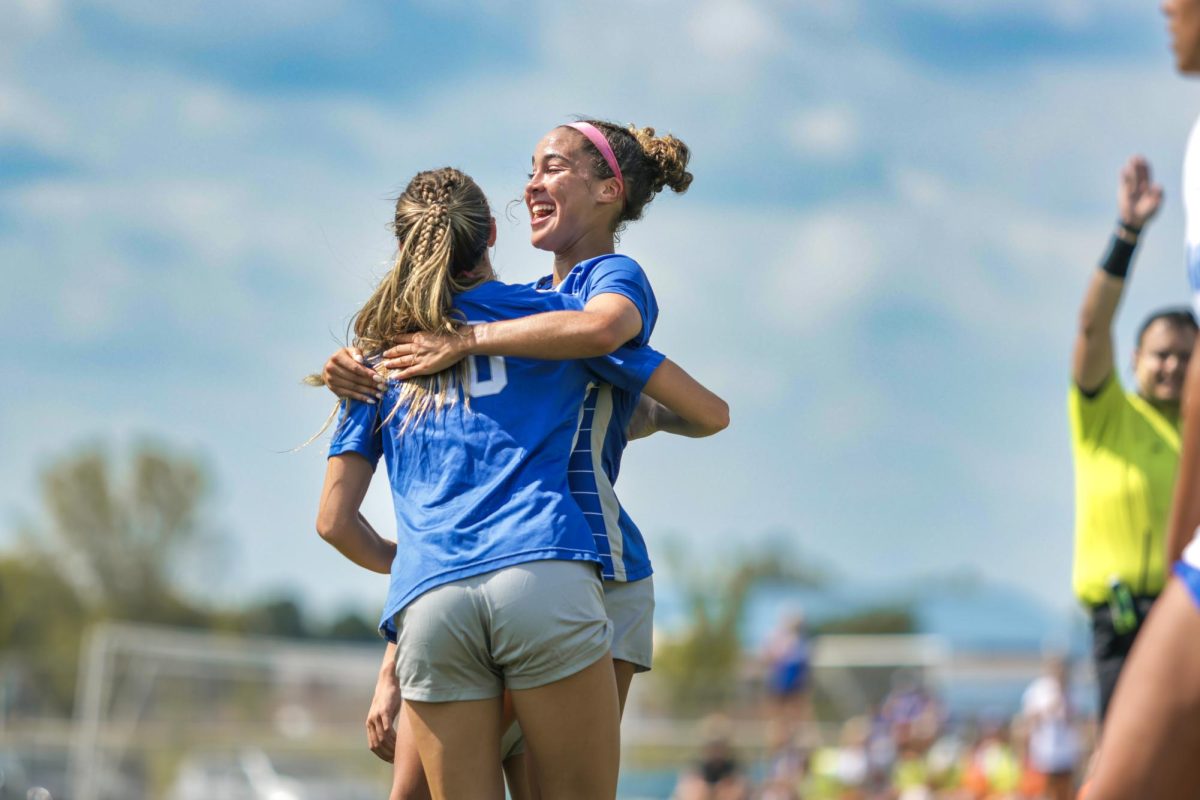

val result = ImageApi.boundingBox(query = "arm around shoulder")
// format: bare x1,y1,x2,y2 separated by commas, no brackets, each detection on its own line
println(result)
469,292,643,360
638,358,730,439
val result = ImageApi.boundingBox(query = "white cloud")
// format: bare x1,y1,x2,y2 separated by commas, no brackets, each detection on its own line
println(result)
688,0,781,61
7,0,63,37
898,0,1113,29
69,0,365,42
788,106,861,160
0,82,70,151
765,210,885,334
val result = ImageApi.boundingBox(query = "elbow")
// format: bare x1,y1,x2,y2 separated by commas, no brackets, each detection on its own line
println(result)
586,325,624,356
711,400,731,434
696,400,731,437
578,313,633,356
316,510,347,546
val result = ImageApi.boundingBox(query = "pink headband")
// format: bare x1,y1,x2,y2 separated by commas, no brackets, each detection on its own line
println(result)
565,122,624,193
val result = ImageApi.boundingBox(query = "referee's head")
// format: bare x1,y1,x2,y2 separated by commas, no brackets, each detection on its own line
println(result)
1133,307,1197,406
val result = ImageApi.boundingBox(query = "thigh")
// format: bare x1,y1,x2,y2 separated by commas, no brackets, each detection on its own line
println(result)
613,658,638,717
510,653,621,800
404,697,506,800
502,749,536,800
1090,580,1200,800
390,705,431,800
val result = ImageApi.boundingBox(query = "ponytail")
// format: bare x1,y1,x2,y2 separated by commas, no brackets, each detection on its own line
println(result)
354,167,492,432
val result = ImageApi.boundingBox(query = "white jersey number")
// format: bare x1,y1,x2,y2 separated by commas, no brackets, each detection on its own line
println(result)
467,354,508,397
462,323,508,397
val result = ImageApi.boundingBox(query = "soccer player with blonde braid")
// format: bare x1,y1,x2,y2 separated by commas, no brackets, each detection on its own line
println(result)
327,119,698,716
317,166,726,799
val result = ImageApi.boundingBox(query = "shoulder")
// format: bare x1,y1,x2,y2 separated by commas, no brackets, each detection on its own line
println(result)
1068,374,1131,444
574,254,655,308
1068,373,1127,411
579,253,647,282
455,280,581,321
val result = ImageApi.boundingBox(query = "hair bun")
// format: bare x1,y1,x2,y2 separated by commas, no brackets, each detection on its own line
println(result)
628,125,693,195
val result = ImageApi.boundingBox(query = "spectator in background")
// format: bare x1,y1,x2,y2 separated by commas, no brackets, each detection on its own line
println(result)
759,720,807,800
880,671,943,748
1018,657,1079,800
1067,156,1194,722
673,715,751,800
962,718,1021,800
762,611,812,736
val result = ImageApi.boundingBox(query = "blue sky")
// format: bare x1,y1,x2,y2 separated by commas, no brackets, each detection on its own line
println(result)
4,0,1200,624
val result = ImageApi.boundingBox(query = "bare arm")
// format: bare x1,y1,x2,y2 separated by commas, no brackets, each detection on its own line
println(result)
316,453,396,573
378,293,644,379
366,641,401,762
1168,354,1200,563
1072,271,1124,393
1073,157,1163,393
631,358,730,439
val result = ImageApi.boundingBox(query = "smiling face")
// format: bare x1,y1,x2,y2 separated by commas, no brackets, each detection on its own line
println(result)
1133,318,1195,405
524,127,622,255
1165,0,1200,72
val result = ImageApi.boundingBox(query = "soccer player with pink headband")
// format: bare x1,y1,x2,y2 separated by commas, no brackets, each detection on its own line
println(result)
324,119,709,797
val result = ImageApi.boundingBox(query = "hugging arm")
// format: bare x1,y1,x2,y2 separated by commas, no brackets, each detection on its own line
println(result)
321,293,644,400
315,453,396,573
449,293,642,362
629,358,729,440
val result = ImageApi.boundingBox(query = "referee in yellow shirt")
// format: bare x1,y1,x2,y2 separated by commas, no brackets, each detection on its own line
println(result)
1070,156,1196,722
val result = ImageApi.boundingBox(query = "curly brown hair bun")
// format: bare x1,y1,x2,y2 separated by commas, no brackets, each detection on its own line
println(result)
628,125,693,195
567,118,693,233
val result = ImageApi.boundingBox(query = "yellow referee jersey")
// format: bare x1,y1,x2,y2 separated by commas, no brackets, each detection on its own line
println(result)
1069,376,1181,605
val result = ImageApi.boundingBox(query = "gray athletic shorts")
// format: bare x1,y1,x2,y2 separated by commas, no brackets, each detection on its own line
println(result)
500,721,525,761
393,560,612,703
605,576,655,672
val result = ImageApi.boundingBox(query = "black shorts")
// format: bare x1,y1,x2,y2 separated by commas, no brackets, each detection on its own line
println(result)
1090,595,1156,722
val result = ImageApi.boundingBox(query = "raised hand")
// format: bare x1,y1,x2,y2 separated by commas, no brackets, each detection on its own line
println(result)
1118,156,1165,231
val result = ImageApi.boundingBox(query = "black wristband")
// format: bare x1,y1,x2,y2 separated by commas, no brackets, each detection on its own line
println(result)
1100,232,1137,279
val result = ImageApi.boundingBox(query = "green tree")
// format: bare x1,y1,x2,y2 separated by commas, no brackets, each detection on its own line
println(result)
322,609,382,642
652,544,826,713
3,442,224,712
0,556,90,710
18,441,217,626
814,606,915,635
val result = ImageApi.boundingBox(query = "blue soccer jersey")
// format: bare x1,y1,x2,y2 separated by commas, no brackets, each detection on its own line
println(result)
328,279,664,641
534,254,659,582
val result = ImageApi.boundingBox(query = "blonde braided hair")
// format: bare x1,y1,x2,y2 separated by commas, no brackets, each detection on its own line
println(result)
353,167,492,432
